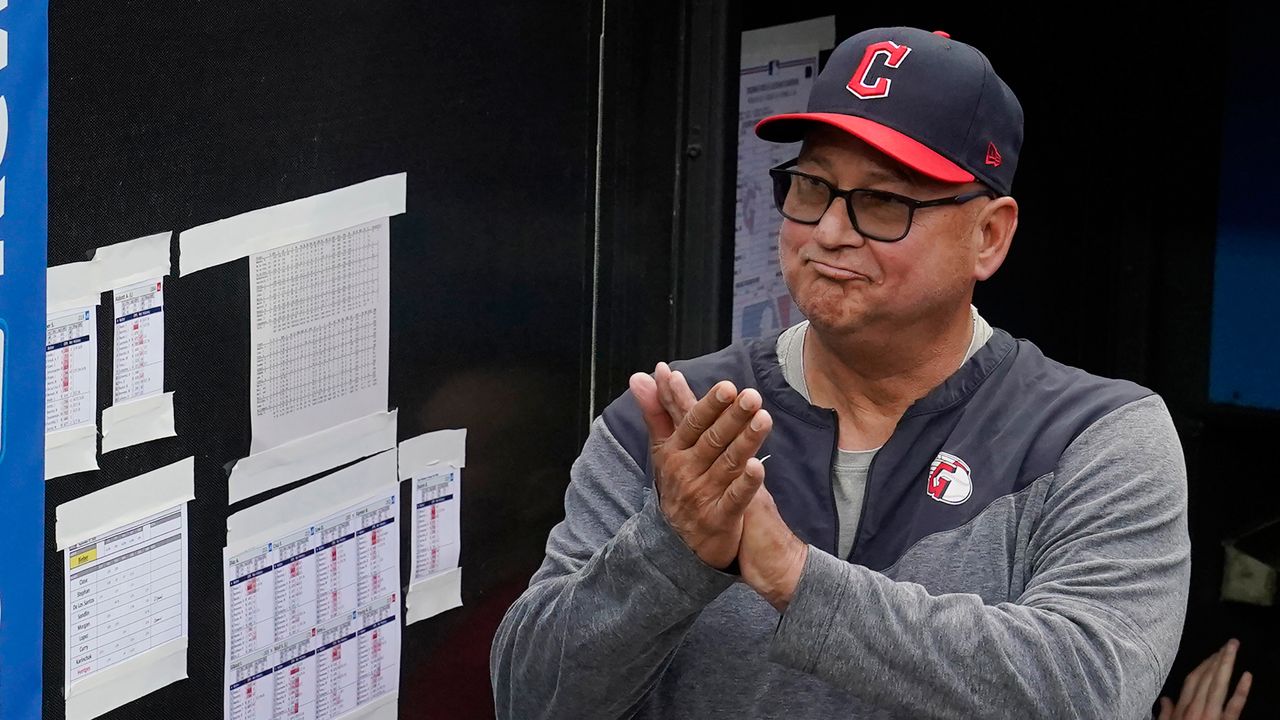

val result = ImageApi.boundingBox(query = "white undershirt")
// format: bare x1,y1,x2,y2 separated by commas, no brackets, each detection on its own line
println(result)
775,306,993,558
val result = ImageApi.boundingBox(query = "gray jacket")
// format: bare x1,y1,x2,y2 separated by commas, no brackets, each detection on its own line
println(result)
491,329,1190,719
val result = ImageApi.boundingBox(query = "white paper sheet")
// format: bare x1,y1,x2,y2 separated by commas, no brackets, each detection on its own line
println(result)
732,17,835,341
228,409,398,505
64,506,189,713
111,277,165,404
57,458,194,720
46,306,97,433
410,466,461,584
178,173,406,275
223,451,400,720
46,306,98,479
247,217,390,454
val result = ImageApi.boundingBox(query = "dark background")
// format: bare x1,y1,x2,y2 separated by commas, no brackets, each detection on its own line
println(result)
44,1,1277,718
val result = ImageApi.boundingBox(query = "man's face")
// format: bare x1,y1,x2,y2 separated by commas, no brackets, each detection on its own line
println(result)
779,126,989,337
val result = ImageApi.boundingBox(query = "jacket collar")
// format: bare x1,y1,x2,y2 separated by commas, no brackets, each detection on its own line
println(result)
748,326,1018,425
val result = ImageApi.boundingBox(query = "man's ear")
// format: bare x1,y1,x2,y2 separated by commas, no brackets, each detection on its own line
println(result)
972,196,1018,282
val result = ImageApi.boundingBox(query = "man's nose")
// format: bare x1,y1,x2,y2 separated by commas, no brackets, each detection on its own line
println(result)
813,197,867,249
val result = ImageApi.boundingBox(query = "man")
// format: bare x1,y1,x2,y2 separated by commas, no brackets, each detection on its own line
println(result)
492,27,1189,719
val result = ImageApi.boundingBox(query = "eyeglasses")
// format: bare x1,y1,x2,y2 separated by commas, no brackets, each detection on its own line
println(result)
768,159,997,242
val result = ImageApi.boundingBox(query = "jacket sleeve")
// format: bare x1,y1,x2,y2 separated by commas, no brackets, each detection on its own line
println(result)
769,394,1191,720
490,414,736,720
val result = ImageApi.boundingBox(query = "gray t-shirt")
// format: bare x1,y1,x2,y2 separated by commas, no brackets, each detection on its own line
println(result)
776,306,992,558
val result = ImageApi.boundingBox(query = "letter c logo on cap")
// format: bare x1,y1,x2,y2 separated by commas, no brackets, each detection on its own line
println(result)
847,41,911,100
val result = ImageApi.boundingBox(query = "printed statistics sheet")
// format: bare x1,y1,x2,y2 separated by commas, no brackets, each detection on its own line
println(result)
46,306,98,433
111,277,166,404
410,467,460,583
248,218,390,454
223,452,400,720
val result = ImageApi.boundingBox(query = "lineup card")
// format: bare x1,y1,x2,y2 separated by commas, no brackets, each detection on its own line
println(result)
46,306,97,433
223,460,400,720
65,505,188,693
112,277,165,404
411,467,460,583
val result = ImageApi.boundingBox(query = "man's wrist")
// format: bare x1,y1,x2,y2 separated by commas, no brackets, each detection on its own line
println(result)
762,540,809,612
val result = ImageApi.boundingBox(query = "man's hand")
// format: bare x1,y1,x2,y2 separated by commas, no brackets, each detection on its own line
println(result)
629,363,772,570
740,484,808,611
1157,639,1251,720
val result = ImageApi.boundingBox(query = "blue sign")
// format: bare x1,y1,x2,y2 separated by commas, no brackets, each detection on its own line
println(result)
0,1,48,718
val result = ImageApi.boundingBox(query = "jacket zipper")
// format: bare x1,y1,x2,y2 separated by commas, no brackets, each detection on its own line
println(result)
847,444,879,562
826,408,840,557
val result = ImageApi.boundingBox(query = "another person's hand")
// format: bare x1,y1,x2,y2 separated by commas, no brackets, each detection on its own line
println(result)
1158,639,1252,720
629,363,773,570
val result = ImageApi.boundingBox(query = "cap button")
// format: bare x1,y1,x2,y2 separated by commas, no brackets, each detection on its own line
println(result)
933,30,951,38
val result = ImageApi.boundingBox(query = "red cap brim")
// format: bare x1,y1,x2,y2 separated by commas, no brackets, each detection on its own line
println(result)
754,112,975,185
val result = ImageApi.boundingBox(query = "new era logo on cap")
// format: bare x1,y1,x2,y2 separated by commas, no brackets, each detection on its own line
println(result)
755,27,1024,196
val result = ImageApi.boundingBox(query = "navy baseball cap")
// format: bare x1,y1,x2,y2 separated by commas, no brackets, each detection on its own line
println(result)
755,27,1024,196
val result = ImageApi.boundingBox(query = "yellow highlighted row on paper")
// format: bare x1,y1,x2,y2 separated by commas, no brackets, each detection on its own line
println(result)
69,547,97,569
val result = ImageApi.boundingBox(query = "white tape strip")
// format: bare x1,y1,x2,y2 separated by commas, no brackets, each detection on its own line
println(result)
47,261,101,313
178,173,407,275
64,637,186,720
228,409,398,505
227,450,397,555
397,428,467,481
45,425,99,481
55,457,195,550
405,567,463,625
47,232,172,313
101,392,176,453
342,692,399,720
92,231,172,293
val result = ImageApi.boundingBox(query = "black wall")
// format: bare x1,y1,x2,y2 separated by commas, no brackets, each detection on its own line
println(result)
48,3,598,718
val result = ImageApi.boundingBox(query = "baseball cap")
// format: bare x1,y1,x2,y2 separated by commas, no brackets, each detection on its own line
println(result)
755,27,1024,196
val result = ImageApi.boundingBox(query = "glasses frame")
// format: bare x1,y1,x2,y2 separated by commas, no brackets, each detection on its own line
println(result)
768,158,998,242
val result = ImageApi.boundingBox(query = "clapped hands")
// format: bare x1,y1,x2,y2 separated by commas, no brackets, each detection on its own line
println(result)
629,362,809,611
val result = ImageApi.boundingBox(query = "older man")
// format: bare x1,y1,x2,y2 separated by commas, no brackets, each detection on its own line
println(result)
492,27,1189,719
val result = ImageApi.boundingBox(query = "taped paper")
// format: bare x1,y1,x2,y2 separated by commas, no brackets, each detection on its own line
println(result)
227,449,397,553
247,218,390,453
227,409,397,505
398,427,467,481
101,392,176,453
223,451,399,720
46,425,98,481
406,567,463,625
179,173,406,275
64,638,187,720
56,456,194,550
47,232,172,313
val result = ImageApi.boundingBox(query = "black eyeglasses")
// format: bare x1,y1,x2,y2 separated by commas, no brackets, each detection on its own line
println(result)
768,159,997,242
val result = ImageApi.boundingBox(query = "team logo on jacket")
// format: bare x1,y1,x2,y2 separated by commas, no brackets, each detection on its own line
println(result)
926,451,973,505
